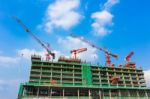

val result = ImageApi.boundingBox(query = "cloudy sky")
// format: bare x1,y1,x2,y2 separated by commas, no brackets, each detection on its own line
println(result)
0,0,150,98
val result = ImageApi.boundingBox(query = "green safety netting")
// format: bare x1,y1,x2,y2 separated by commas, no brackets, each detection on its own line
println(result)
82,64,92,86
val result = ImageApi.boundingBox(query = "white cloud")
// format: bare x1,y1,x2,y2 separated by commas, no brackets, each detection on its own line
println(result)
104,0,119,10
0,49,62,67
0,56,20,65
91,10,113,36
18,48,63,61
144,69,150,87
52,50,63,60
41,0,82,33
18,48,44,60
0,49,43,67
58,36,98,62
91,0,119,36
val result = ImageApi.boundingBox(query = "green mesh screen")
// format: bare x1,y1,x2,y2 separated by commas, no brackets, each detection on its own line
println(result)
82,64,92,86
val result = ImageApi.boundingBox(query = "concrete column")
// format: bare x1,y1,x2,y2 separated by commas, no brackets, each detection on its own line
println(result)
106,72,110,86
47,87,50,98
39,65,42,84
78,89,80,99
62,89,64,98
37,87,39,98
109,90,111,99
127,90,131,99
88,89,91,99
73,65,75,86
99,90,101,99
102,89,104,99
99,71,101,86
61,67,62,84
118,90,121,97
145,90,148,99
51,67,52,80
50,88,52,98
22,87,25,96
136,90,140,99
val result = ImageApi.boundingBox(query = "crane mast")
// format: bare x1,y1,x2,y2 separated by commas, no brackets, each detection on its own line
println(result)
13,16,55,59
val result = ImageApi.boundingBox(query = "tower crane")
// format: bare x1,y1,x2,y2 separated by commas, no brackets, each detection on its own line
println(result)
13,16,55,60
71,48,87,59
125,51,136,68
125,51,134,62
105,50,111,66
70,34,118,66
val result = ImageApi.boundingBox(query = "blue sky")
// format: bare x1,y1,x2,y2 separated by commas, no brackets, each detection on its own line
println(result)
0,0,150,99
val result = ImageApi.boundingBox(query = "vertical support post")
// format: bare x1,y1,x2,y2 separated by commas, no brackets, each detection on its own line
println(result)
48,87,50,98
78,89,80,99
39,63,43,84
145,90,148,99
136,90,140,99
109,89,111,99
88,89,91,99
106,71,109,86
127,90,131,99
63,89,65,99
99,71,101,87
102,89,104,99
37,87,39,98
51,65,53,80
118,89,121,98
50,88,52,98
99,90,101,99
22,87,24,97
73,65,75,86
61,65,62,84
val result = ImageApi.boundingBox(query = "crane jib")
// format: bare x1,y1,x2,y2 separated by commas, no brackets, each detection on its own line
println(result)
13,16,55,59
70,33,118,59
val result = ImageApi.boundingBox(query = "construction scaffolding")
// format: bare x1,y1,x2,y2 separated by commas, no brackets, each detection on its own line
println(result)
18,55,150,99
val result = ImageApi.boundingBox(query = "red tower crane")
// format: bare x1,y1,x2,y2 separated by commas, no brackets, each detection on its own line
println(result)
13,16,55,60
105,51,111,66
70,34,118,66
125,51,136,68
125,51,134,62
71,48,87,59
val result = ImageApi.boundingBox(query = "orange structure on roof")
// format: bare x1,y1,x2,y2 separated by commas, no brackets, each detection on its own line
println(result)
110,76,120,84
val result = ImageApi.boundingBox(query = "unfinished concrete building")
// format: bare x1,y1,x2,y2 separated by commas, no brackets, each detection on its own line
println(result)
17,55,150,99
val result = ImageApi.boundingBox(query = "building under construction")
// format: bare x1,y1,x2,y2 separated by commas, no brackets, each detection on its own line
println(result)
14,17,150,99
18,55,150,99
